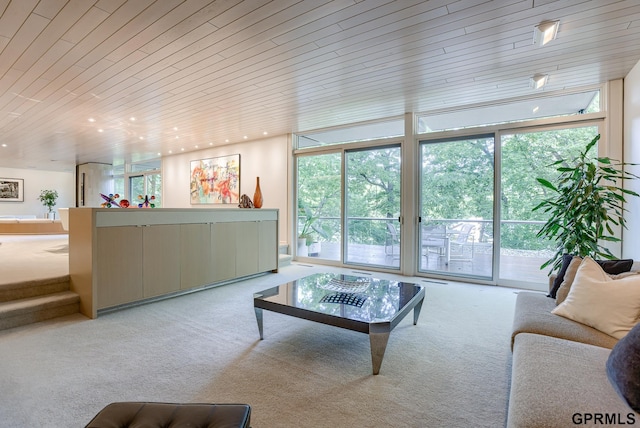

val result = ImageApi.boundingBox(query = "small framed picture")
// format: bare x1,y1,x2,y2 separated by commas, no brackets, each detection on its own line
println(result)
0,178,24,202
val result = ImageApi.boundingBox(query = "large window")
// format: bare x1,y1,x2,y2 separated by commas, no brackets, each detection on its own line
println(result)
297,153,341,260
294,94,607,289
498,125,599,285
345,145,401,269
419,136,494,279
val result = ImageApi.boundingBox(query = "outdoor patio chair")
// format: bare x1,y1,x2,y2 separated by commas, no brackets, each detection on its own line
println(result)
422,224,450,263
448,223,475,262
385,223,400,257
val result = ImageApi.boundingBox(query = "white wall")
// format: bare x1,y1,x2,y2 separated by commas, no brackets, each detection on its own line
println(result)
623,60,640,259
162,134,290,243
0,167,75,218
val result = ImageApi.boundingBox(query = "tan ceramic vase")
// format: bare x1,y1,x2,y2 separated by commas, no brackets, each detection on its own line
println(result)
253,177,263,208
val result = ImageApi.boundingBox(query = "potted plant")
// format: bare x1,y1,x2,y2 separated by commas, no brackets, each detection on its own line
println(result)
38,189,59,219
297,201,329,257
533,134,639,273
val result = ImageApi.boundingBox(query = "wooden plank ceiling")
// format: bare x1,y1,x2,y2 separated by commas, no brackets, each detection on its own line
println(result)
0,0,639,171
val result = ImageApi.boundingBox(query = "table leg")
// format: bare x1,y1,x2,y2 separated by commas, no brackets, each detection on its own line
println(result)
254,307,264,340
413,298,424,325
369,323,391,375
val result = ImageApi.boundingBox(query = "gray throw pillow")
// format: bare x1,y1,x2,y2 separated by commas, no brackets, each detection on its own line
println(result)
606,322,640,412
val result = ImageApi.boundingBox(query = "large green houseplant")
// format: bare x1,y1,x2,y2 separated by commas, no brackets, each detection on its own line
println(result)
533,134,639,273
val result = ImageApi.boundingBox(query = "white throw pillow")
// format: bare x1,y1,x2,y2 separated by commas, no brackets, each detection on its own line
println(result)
552,257,640,339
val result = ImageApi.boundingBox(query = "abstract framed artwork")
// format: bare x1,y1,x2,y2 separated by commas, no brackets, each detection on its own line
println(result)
0,178,24,202
190,154,240,204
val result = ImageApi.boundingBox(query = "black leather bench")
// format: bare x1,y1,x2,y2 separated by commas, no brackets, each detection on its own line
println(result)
85,402,251,427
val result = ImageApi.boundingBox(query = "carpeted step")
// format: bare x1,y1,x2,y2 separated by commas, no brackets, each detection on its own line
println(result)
0,291,80,331
0,275,70,303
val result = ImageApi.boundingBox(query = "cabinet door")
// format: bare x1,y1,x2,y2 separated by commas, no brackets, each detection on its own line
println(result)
211,222,237,282
235,221,259,277
258,220,277,272
96,226,143,309
180,223,213,290
143,224,181,298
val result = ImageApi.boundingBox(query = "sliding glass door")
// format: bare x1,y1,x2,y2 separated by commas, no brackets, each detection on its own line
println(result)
419,136,494,279
499,125,600,287
296,153,342,260
345,145,401,269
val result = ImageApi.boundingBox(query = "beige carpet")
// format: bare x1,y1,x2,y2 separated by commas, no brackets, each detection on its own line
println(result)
0,234,69,285
0,262,518,427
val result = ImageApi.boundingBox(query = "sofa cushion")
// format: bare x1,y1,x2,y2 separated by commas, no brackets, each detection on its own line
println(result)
555,256,582,305
507,333,637,428
549,253,574,298
511,291,618,350
552,257,640,339
556,258,639,306
607,323,640,412
549,254,634,298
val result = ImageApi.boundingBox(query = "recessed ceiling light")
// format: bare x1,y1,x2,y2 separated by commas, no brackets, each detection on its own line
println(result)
98,128,104,132
263,131,268,135
88,118,95,122
139,136,144,140
195,145,199,148
173,127,178,131
534,20,559,46
175,136,179,139
157,152,161,156
530,74,548,90
243,136,248,139
225,139,229,143
209,142,213,146
181,148,184,151
129,117,136,121
169,150,173,154
1,144,7,147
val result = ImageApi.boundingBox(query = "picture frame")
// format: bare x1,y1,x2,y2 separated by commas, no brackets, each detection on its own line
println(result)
0,178,24,202
190,154,240,204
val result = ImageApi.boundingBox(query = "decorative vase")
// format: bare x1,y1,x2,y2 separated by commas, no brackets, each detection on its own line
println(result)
253,177,263,209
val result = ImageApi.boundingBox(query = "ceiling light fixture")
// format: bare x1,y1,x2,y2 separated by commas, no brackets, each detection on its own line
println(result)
534,20,559,46
530,74,548,90
263,131,268,135
243,136,248,139
88,118,95,122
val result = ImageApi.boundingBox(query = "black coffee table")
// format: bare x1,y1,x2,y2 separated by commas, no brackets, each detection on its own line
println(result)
253,273,425,375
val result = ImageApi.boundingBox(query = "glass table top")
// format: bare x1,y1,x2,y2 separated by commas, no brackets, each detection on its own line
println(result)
254,273,423,324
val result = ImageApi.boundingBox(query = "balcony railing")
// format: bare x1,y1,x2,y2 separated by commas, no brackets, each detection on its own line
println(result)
297,216,554,289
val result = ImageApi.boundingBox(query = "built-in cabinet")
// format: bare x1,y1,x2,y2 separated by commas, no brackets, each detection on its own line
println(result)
69,208,279,318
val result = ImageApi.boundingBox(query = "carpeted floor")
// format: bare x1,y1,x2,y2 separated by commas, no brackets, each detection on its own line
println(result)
0,234,69,285
0,261,519,428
